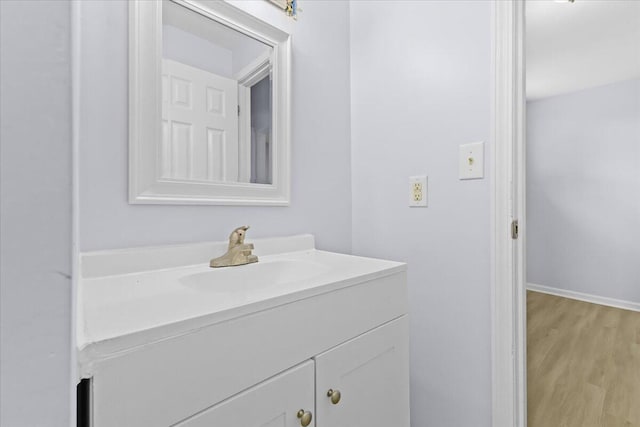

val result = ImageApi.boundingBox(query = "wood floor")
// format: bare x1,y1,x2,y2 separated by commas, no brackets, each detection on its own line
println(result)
527,291,640,427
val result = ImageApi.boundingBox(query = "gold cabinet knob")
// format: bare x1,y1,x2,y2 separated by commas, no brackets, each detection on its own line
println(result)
327,389,341,405
297,409,312,426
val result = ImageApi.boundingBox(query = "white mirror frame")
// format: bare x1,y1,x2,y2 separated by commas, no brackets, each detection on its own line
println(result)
129,0,291,205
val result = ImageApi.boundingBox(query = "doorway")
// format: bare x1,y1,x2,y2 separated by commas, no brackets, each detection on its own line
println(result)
492,1,640,427
493,0,640,427
525,1,640,426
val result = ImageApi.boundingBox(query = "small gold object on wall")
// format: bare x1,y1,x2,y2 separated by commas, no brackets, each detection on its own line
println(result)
268,0,299,19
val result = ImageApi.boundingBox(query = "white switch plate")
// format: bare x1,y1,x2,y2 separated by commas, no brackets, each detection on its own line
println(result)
459,141,484,180
409,176,427,207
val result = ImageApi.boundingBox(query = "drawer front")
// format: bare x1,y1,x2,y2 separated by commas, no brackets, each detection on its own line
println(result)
91,272,407,427
176,361,315,427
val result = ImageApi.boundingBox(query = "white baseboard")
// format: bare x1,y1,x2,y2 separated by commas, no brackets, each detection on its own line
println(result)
527,283,640,313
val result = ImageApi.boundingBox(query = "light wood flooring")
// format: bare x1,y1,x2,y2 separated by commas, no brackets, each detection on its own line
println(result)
527,291,640,427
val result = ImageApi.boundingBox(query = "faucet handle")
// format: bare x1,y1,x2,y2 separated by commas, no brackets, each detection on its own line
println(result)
211,226,258,268
229,225,250,248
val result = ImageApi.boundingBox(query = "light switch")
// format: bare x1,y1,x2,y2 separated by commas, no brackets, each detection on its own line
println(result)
409,175,428,207
459,141,484,180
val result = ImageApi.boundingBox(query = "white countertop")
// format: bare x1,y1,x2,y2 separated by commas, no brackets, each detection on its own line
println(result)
77,235,405,367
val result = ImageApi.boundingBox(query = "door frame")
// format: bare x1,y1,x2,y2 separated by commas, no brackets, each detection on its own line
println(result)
236,53,273,183
492,1,527,427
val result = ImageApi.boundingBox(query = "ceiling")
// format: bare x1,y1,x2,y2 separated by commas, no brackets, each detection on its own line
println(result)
526,0,640,100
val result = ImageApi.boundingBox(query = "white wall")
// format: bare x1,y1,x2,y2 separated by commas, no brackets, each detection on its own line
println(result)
163,25,234,78
0,1,73,425
527,79,640,303
350,1,493,426
0,2,497,426
78,0,352,253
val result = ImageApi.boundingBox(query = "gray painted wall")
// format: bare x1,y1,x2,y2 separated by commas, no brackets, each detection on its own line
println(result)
527,79,640,303
251,76,272,184
350,1,493,426
78,0,352,253
0,1,73,425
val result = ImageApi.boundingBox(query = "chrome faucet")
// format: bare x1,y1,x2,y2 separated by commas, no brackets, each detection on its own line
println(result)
210,226,259,268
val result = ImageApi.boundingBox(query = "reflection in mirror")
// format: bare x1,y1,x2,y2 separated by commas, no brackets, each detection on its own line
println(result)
162,1,273,184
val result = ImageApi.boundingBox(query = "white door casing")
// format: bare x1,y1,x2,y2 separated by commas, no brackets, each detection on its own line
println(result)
492,1,527,427
162,59,239,182
236,52,272,183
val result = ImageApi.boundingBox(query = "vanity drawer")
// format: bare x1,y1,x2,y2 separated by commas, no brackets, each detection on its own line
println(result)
90,272,407,427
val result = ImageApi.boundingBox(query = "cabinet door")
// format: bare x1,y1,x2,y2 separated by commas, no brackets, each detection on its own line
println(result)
175,360,315,427
315,316,410,427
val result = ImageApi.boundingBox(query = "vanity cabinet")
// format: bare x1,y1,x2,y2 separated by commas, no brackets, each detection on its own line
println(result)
78,237,409,427
175,361,315,427
173,316,409,427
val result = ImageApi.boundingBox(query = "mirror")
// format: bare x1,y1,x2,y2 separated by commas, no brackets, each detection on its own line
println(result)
129,0,291,205
163,1,273,184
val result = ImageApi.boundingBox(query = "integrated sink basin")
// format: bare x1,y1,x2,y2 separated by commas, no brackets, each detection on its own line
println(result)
181,259,331,294
77,234,405,373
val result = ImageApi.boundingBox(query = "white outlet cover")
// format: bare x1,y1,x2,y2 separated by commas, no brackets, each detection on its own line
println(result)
459,141,484,180
409,175,427,207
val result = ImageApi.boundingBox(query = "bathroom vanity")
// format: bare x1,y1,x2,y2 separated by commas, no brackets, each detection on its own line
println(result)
77,235,409,426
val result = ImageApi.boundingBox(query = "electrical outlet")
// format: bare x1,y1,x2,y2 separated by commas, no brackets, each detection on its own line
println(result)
413,182,423,201
409,176,427,207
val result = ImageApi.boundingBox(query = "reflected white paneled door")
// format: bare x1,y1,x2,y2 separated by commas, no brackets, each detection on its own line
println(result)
174,361,315,427
315,316,410,427
162,59,239,182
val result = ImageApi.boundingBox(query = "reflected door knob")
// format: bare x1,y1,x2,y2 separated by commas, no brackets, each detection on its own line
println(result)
297,409,312,426
327,389,341,405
